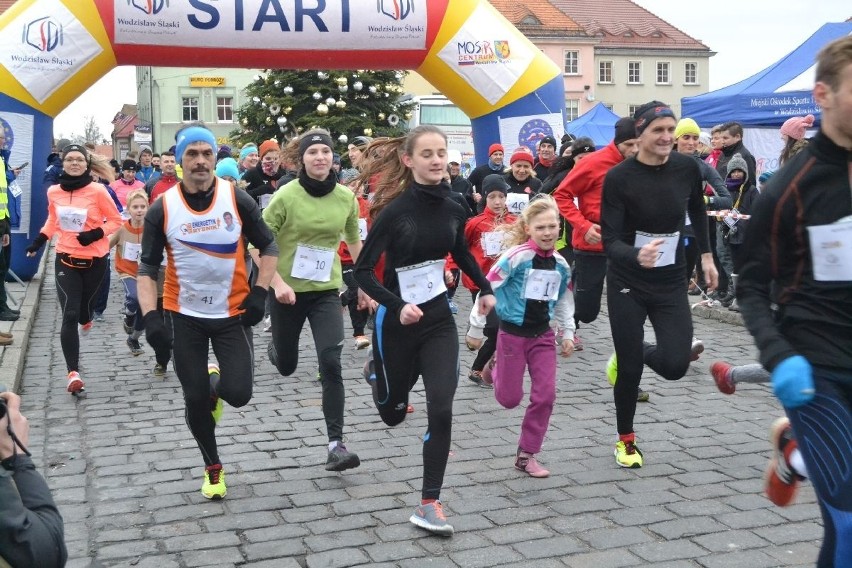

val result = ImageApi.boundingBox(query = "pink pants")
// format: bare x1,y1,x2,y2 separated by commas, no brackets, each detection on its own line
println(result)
493,328,557,454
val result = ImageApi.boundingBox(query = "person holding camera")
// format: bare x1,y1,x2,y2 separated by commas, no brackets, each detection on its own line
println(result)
0,390,67,567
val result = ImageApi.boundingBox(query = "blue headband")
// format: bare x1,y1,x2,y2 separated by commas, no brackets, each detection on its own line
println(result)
175,126,217,164
215,157,240,180
239,145,258,162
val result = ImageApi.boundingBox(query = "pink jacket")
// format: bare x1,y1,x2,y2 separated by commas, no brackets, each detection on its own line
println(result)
40,182,123,258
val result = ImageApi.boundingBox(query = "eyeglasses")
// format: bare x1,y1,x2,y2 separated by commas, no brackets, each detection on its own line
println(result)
63,158,87,164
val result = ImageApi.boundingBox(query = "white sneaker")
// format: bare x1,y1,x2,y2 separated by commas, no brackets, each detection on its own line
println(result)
690,337,705,362
262,315,272,332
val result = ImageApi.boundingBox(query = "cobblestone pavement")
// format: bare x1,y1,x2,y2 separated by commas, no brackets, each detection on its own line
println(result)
14,249,820,567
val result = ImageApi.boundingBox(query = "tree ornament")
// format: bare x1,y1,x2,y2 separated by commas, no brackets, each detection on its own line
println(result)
363,128,373,136
353,81,363,91
317,71,329,80
265,116,273,124
368,85,377,94
284,106,292,114
338,134,348,144
377,112,386,121
252,96,261,103
312,92,322,100
338,84,348,93
269,104,281,115
283,85,294,95
316,103,329,116
335,100,346,109
404,111,413,120
336,77,348,86
276,116,287,126
325,97,336,106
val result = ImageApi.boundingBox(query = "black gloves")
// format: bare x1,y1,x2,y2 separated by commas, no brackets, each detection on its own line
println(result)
143,312,172,367
76,227,104,246
239,286,268,327
25,233,48,254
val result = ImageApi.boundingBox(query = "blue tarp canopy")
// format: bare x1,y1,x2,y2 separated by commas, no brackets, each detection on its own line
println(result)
565,102,620,147
682,22,852,127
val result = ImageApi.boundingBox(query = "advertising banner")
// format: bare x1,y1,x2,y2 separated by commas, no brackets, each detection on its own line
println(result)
113,0,428,51
498,113,564,155
0,112,34,234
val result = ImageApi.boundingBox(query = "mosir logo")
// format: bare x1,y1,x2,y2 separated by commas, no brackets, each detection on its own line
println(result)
378,0,414,21
129,0,169,16
22,16,63,52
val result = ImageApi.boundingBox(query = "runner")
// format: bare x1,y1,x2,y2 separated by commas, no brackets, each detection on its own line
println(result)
354,125,496,536
25,144,123,394
600,101,717,468
108,189,148,356
137,125,278,499
737,35,852,567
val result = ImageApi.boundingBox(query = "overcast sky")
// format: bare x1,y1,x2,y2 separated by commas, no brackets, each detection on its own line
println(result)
53,0,850,141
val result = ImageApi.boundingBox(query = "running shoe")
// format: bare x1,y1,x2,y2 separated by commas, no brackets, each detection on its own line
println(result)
606,353,618,386
66,371,84,393
690,337,705,362
636,389,650,402
153,363,166,377
467,370,491,388
363,357,376,385
765,417,804,507
410,501,454,536
465,334,483,351
201,464,226,500
126,337,144,356
208,364,223,425
480,354,495,386
614,440,644,468
407,404,414,413
93,312,105,323
515,451,550,478
448,300,459,315
80,321,93,336
354,335,371,350
710,361,736,394
122,315,133,335
325,443,361,471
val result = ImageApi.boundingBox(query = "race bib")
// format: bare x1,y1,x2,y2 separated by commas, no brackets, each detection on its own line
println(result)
260,193,273,209
180,283,227,315
634,231,680,267
358,218,368,241
291,243,335,282
396,259,447,304
523,269,561,301
723,209,743,228
481,231,506,257
506,193,529,215
57,205,87,233
123,241,142,263
808,221,852,282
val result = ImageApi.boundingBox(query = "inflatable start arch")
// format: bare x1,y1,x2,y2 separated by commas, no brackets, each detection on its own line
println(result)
0,0,565,278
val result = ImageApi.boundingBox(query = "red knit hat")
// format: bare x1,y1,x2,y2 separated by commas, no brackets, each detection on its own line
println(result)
259,139,280,158
509,147,534,166
779,114,815,141
488,143,504,157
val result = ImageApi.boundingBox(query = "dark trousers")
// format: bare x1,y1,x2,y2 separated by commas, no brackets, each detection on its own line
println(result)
784,369,852,568
168,312,255,467
607,274,693,435
341,264,368,336
54,254,108,372
471,290,499,372
268,290,346,442
573,253,607,326
0,237,10,309
372,295,459,500
94,253,110,314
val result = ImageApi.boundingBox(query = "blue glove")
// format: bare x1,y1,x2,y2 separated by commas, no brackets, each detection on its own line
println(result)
771,355,815,408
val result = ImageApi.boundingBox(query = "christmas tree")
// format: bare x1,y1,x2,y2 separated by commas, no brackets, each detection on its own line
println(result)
231,69,415,152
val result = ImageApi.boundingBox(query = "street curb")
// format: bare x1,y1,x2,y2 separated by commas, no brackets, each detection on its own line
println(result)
4,246,51,393
691,300,745,327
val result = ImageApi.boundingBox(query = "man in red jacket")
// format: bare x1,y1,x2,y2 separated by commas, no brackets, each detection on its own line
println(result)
553,118,638,346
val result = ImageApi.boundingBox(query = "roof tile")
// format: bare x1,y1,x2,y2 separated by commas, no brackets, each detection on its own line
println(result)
488,0,586,37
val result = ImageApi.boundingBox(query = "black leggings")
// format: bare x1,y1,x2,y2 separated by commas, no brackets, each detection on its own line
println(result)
470,290,498,372
372,295,459,500
268,290,346,442
573,253,607,327
785,368,852,568
167,312,254,467
607,274,693,435
54,254,108,372
341,264,368,337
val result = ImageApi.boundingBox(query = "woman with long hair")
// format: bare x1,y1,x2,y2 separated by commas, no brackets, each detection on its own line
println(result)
354,125,496,536
26,144,122,394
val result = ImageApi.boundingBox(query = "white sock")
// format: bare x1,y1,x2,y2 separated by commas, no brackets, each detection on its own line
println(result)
790,448,808,479
328,441,339,451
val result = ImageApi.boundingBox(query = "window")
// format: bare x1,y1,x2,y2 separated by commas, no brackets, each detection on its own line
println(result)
656,62,670,85
603,103,614,111
598,60,613,83
628,61,641,84
419,105,470,127
563,50,579,75
566,99,580,121
217,96,233,122
684,62,697,85
182,97,198,122
628,104,641,117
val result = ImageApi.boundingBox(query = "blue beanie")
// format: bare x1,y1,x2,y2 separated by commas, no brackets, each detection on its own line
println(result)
215,157,240,180
239,144,258,162
175,126,217,164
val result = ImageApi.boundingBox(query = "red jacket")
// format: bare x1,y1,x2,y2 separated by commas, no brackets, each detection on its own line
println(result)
460,207,516,291
553,141,625,253
338,194,369,264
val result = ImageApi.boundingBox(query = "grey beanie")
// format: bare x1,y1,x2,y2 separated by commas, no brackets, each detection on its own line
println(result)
726,153,749,182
